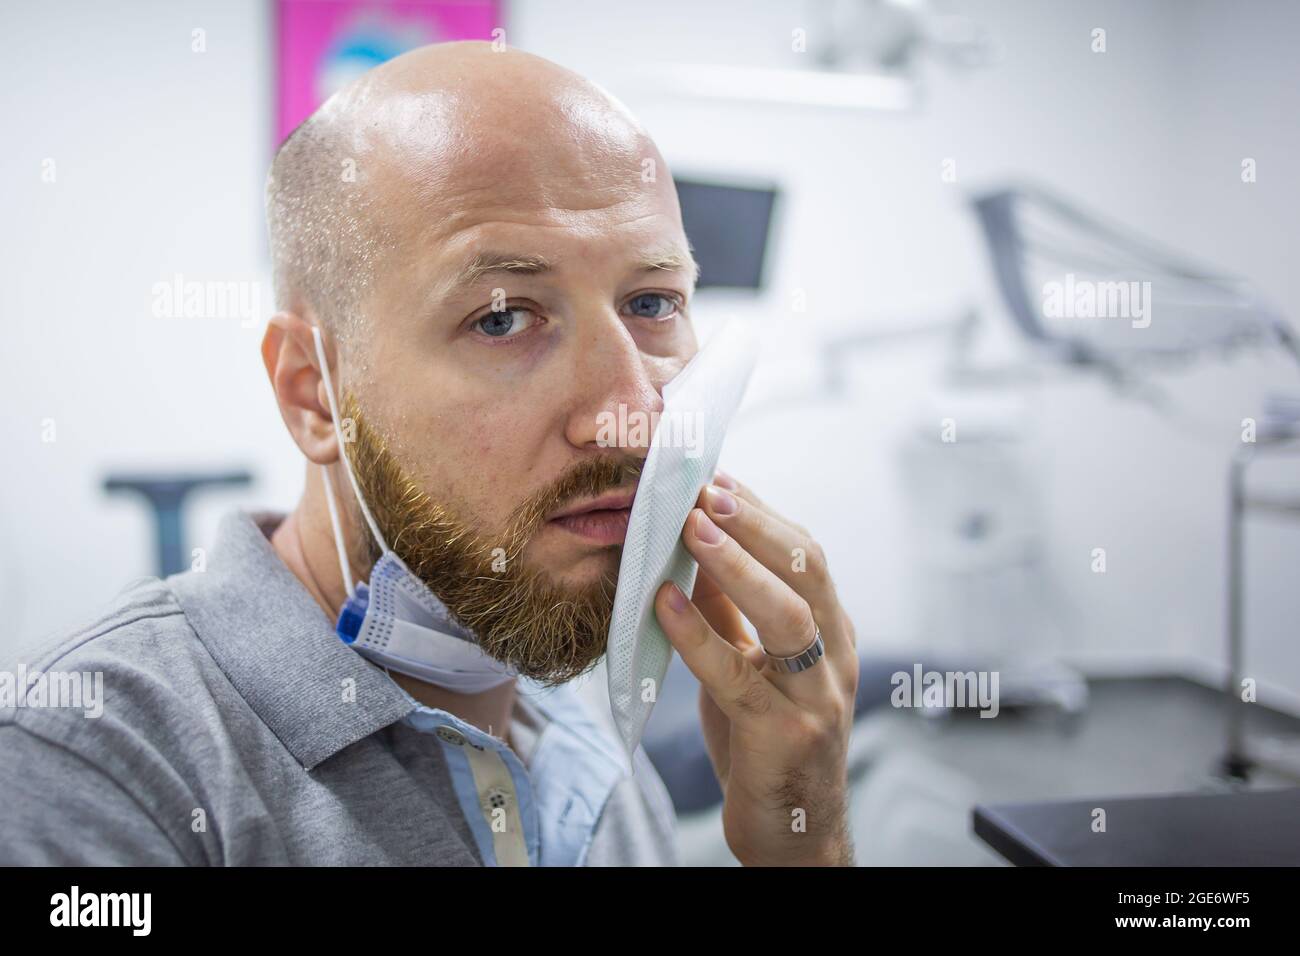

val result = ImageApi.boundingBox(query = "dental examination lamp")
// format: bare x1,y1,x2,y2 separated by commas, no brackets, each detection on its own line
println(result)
972,184,1300,784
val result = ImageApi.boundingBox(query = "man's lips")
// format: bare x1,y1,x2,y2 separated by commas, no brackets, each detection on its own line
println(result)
548,490,637,520
547,489,636,545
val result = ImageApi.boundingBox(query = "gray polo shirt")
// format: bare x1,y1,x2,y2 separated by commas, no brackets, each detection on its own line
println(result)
0,511,677,865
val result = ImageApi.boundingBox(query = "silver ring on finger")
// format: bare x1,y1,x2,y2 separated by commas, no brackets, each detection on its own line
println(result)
763,628,825,674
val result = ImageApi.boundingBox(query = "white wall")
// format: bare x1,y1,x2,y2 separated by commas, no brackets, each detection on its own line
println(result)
3,0,1297,698
3,0,290,653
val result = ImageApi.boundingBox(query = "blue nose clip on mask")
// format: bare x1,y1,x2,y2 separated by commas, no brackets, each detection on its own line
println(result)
311,326,517,693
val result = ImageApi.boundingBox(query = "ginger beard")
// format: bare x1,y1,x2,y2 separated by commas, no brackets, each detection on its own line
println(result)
342,394,643,686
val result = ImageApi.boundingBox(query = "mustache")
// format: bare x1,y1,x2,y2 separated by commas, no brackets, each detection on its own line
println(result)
508,454,644,542
343,391,643,562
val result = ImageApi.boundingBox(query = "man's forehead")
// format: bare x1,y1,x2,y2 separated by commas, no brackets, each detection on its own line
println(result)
317,45,691,299
355,79,655,201
364,119,680,256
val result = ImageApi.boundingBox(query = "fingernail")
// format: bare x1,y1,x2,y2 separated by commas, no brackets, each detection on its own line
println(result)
706,485,737,516
666,582,688,612
714,469,738,490
694,510,725,545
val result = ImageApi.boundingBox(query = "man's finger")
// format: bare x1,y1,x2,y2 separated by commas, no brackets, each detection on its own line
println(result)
654,581,783,724
697,483,853,664
690,570,754,651
681,508,849,707
682,508,819,659
712,471,810,538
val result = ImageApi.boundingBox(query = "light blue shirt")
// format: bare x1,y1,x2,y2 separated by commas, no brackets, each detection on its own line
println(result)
396,676,648,867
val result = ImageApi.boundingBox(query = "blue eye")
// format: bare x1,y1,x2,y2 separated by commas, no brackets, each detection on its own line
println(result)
475,307,536,338
625,293,677,320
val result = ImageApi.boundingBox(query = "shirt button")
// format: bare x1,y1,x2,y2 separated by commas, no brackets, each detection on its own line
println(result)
435,726,466,746
483,786,511,811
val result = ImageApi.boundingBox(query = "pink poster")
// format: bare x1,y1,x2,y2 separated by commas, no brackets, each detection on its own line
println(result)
275,0,503,146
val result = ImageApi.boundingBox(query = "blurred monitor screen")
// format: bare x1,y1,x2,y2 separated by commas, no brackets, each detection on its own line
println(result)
673,178,777,290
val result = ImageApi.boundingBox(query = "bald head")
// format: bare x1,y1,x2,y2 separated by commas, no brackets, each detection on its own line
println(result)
265,41,678,341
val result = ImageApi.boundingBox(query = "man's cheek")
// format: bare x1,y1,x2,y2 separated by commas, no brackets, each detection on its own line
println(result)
435,404,533,505
446,403,520,461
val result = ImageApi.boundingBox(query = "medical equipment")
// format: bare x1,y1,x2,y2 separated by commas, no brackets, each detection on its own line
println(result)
972,184,1300,781
103,472,251,575
971,185,1298,374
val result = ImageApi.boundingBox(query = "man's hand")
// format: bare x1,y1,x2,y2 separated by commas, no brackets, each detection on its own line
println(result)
654,473,859,866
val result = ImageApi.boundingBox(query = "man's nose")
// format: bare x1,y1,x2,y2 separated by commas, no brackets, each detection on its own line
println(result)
564,322,666,455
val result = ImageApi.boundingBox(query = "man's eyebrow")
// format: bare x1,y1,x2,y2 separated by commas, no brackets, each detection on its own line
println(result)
448,247,700,293
456,251,553,287
638,249,701,284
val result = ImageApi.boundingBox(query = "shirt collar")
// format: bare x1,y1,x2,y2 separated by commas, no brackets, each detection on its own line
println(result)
167,510,418,770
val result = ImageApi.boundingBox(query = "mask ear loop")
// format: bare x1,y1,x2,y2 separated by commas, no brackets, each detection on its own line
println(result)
320,461,393,681
311,325,391,595
319,465,353,596
312,326,456,687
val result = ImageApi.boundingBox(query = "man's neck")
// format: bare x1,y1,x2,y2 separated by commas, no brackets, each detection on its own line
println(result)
270,469,518,743
387,670,517,741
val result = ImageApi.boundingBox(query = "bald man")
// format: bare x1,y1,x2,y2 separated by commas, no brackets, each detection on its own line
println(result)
0,42,858,866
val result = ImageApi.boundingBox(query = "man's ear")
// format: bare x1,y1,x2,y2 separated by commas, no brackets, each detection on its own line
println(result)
262,310,339,465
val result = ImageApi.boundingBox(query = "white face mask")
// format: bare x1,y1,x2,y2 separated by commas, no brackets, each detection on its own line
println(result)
604,318,758,767
311,326,517,693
